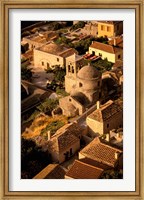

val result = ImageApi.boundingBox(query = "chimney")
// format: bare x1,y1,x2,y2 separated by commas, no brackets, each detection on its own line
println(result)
47,130,51,141
116,132,120,138
105,133,110,142
97,101,100,109
114,38,116,46
115,152,119,160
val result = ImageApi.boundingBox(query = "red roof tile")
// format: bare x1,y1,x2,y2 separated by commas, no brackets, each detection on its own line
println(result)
80,137,122,168
66,160,103,179
90,41,121,54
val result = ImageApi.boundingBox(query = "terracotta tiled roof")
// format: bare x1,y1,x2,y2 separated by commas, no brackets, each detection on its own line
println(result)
80,137,122,168
33,164,65,179
54,122,85,138
108,37,123,48
48,131,79,153
65,160,103,179
90,41,121,54
87,100,122,122
79,157,111,170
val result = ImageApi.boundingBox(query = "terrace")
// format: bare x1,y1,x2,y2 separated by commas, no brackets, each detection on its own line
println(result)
83,53,101,61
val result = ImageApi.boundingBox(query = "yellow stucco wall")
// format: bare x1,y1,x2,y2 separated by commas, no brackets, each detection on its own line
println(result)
97,22,123,38
89,47,116,63
97,23,114,37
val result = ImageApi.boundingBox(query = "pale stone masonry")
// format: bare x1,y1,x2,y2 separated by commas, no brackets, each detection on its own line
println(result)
86,100,123,136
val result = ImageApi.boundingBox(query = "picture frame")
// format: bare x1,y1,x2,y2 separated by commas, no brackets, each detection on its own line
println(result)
0,0,143,199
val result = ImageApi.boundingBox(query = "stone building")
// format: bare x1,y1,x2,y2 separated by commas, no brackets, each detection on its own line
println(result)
97,21,123,38
22,31,58,50
33,164,65,179
65,53,84,93
83,22,98,36
89,41,123,63
86,100,123,136
59,64,102,117
47,122,87,163
34,42,77,70
79,137,122,169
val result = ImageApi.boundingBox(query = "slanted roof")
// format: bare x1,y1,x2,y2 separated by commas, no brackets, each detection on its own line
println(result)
54,121,86,139
108,37,123,48
65,160,103,179
87,100,122,122
38,42,77,57
80,137,122,168
33,164,65,179
48,129,79,153
90,41,121,54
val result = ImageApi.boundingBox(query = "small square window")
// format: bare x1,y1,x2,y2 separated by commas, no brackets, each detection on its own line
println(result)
101,25,104,30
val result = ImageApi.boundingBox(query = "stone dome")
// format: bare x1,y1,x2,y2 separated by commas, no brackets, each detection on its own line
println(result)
77,64,101,80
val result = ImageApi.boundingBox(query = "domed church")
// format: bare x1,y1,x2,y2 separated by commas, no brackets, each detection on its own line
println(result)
59,63,102,117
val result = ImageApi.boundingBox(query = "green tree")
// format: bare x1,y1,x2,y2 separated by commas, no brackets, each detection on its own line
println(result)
37,98,59,115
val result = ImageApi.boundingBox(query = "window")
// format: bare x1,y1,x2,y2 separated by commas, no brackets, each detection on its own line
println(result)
72,66,74,73
107,26,111,32
69,98,71,102
57,58,59,62
101,25,104,30
42,61,44,66
107,124,109,128
92,51,95,56
70,148,73,156
118,54,121,59
68,65,70,72
47,63,49,68
79,82,83,87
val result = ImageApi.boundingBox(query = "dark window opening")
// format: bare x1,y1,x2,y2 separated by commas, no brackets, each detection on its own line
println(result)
107,124,109,128
57,58,59,62
68,65,70,72
92,51,95,56
42,61,44,66
70,148,73,156
79,82,83,87
118,54,121,59
72,66,74,73
47,63,49,68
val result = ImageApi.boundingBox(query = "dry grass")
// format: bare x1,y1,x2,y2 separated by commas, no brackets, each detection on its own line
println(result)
22,114,68,139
